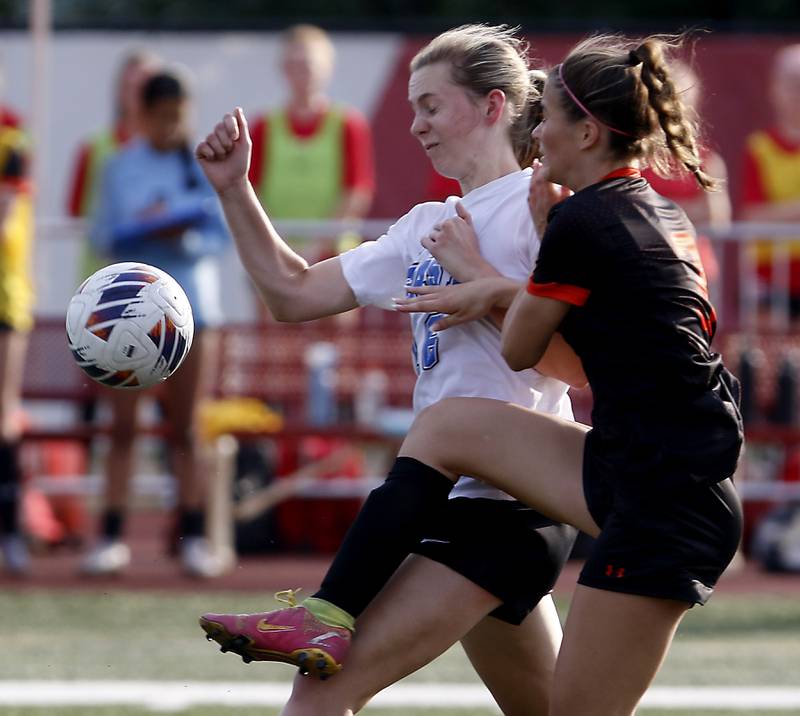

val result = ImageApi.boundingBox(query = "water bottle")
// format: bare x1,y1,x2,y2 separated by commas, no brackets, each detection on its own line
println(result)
305,342,339,426
738,347,762,425
773,350,799,426
355,369,388,428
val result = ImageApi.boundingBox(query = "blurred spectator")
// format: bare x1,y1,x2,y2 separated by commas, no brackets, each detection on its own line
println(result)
85,69,229,578
643,60,728,296
248,24,375,263
66,50,160,281
0,74,34,575
741,44,800,315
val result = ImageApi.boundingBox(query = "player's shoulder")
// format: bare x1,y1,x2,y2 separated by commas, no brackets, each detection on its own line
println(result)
393,199,449,232
407,198,450,219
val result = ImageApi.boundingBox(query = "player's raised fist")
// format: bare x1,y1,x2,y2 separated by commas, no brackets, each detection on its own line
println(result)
196,107,252,195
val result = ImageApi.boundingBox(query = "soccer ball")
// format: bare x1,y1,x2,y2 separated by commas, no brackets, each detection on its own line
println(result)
66,262,194,390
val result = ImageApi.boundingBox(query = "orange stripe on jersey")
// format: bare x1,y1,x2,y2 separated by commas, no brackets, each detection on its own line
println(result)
694,305,718,340
527,279,590,306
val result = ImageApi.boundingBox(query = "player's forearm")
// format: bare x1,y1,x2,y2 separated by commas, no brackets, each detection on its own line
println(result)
217,179,311,320
482,278,523,329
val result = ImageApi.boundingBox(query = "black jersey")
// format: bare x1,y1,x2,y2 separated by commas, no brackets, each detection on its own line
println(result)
529,170,742,489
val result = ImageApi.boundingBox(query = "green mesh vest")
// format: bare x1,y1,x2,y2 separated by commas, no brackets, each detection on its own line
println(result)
257,108,344,220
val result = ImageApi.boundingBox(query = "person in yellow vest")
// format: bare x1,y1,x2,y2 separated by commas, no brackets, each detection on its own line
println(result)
0,102,34,575
65,49,160,280
742,44,800,317
248,25,375,264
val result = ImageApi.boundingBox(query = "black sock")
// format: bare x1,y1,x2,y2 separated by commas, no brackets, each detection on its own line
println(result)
313,456,453,618
178,508,205,538
101,509,125,540
0,441,22,535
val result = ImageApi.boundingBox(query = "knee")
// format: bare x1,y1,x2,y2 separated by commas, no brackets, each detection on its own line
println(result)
402,398,468,465
411,398,464,441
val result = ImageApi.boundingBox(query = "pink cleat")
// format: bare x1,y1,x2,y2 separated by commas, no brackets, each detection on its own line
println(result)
199,590,351,679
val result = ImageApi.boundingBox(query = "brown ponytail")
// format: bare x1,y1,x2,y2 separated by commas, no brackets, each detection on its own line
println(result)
634,39,716,190
555,34,718,191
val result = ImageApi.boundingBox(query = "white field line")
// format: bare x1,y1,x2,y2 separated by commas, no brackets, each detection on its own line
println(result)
2,682,800,711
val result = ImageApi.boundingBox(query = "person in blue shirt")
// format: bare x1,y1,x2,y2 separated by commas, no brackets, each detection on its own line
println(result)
85,69,229,578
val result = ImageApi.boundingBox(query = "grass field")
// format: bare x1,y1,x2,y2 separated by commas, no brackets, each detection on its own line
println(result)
3,589,799,714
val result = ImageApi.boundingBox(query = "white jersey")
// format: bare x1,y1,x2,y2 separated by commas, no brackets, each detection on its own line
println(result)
339,168,573,500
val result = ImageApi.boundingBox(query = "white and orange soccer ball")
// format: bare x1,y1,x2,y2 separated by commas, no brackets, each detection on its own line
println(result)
66,262,194,390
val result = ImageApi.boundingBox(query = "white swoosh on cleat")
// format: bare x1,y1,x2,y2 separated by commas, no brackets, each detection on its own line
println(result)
308,631,341,646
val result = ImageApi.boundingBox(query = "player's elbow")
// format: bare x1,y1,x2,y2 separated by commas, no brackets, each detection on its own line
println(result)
268,301,308,323
502,335,546,372
502,344,540,372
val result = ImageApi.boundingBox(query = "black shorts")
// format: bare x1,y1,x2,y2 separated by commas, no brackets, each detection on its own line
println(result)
580,431,743,605
412,497,577,625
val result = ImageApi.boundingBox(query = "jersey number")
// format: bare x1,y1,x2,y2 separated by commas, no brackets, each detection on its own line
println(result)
407,258,454,372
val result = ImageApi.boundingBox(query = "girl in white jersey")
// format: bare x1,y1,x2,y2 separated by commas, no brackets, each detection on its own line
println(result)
196,25,584,716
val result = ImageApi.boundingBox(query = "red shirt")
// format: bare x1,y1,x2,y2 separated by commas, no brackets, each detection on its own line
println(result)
0,106,21,129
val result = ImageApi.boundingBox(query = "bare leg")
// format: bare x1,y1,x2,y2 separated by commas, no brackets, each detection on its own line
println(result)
400,397,692,715
161,329,219,510
550,585,688,716
401,398,597,535
461,596,562,716
0,330,27,441
280,555,504,716
104,389,140,511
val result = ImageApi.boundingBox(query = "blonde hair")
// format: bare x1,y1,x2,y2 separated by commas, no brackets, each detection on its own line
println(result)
411,24,543,167
282,24,335,69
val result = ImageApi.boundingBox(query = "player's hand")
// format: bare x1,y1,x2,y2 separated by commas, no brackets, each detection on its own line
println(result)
529,159,572,238
421,202,494,282
393,279,504,330
196,107,251,196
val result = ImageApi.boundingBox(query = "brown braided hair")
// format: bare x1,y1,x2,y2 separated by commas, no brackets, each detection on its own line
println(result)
553,34,717,190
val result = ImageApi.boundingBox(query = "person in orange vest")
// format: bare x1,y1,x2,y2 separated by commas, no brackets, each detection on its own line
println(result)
65,49,160,281
741,44,800,318
247,25,375,264
0,77,34,575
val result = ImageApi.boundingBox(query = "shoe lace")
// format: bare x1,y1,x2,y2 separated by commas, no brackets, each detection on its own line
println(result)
274,588,302,607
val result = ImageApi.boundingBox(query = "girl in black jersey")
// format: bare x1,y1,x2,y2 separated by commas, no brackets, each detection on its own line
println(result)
390,35,744,713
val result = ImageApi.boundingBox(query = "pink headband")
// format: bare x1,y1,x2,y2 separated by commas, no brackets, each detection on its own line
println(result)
558,63,636,138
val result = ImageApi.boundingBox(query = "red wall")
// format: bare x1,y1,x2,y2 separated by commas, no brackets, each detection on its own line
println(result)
369,33,800,220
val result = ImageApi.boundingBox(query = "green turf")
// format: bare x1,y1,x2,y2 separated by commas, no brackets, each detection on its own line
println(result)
2,589,799,713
